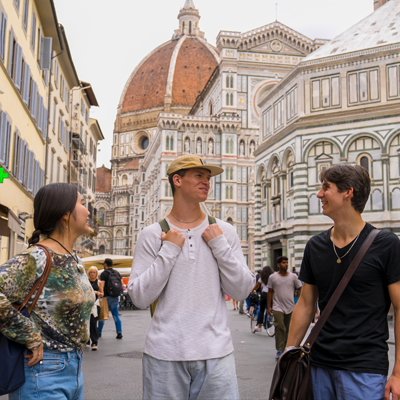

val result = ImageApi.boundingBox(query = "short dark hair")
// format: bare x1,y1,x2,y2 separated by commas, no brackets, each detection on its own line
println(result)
320,164,371,213
104,258,113,267
28,183,78,246
168,169,188,196
277,256,288,265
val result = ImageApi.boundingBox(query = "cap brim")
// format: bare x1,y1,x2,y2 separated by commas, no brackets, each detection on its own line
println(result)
182,165,224,177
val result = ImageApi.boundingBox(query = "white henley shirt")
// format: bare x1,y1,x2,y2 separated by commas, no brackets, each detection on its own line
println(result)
128,216,255,361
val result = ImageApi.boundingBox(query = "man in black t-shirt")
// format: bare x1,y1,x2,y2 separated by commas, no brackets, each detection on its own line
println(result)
98,258,123,339
286,164,400,400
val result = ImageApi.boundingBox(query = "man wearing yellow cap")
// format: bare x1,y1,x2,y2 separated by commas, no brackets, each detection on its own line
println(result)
129,155,255,399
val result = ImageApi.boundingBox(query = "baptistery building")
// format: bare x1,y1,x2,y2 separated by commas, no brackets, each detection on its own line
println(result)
254,0,400,270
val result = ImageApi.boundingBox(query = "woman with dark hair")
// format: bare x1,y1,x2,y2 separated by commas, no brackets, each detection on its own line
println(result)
0,183,95,400
253,266,274,333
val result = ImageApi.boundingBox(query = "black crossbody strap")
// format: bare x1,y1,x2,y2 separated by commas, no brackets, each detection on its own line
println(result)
302,229,380,353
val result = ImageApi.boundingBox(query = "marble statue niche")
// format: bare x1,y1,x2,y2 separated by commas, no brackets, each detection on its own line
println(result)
208,139,214,155
239,140,245,156
250,141,255,156
196,138,202,155
184,137,190,153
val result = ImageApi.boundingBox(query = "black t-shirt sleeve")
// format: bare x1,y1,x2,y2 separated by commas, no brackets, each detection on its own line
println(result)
381,232,400,286
299,240,316,285
100,270,108,282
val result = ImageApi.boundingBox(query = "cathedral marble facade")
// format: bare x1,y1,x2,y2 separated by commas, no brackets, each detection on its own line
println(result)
94,0,328,270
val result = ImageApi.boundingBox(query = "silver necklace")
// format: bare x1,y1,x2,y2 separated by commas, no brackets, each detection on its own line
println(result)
331,223,365,264
170,211,202,224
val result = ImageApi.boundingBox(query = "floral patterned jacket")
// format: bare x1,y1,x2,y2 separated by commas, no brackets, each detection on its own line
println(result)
0,246,95,352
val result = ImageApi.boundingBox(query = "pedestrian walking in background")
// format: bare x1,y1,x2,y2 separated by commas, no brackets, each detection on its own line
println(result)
129,155,255,400
0,183,95,400
267,256,302,359
286,165,400,400
252,266,274,333
87,266,104,350
98,258,123,339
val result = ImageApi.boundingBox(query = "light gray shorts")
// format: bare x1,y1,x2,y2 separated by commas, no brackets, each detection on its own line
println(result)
142,352,239,400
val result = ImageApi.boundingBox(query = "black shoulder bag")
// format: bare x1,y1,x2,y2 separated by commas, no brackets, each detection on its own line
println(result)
269,229,380,400
0,244,52,395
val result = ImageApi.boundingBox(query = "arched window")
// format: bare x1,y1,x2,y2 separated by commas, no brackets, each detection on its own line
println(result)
230,93,234,106
227,217,233,225
226,168,230,180
230,139,234,154
230,186,233,199
165,183,169,197
189,21,192,34
360,156,369,172
230,76,234,88
135,220,138,229
226,76,230,88
166,136,170,150
99,245,105,255
165,164,169,177
226,139,230,153
226,186,229,199
170,137,174,151
182,21,185,32
226,93,230,106
99,209,105,225
209,102,213,116
230,168,233,180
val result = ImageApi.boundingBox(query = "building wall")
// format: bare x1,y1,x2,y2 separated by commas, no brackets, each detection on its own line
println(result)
0,0,55,262
255,39,400,271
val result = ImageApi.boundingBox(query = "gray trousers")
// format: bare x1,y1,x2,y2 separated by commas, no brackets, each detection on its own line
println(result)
142,352,239,400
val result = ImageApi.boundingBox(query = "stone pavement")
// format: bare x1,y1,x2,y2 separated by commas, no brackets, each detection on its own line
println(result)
79,305,396,400
1,305,396,400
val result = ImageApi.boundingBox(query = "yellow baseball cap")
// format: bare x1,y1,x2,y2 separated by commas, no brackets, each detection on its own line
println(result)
167,155,224,177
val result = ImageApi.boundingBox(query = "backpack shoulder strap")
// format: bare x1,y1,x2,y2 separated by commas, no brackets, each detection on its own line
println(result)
208,216,216,225
159,219,170,234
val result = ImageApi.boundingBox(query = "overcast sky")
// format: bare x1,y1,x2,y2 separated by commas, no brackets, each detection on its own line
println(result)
53,0,374,169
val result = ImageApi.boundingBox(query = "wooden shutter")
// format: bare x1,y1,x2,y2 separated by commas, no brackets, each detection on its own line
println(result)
40,168,44,188
42,107,48,140
5,119,11,169
30,12,36,50
30,80,38,119
22,63,31,104
8,28,14,74
0,11,7,61
13,130,19,178
0,111,6,164
27,150,34,192
40,37,52,70
33,160,39,195
17,138,26,184
37,95,43,132
23,0,29,31
23,143,29,187
14,44,23,90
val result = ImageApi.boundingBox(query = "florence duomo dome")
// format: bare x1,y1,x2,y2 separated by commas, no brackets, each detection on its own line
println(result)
112,0,220,161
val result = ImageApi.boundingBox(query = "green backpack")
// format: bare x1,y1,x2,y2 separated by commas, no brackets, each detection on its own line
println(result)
149,215,217,317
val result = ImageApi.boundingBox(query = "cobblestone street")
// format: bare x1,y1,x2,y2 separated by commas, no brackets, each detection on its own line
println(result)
78,305,396,400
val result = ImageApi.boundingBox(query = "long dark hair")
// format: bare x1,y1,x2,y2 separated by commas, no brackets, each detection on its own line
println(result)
260,266,274,286
28,183,78,246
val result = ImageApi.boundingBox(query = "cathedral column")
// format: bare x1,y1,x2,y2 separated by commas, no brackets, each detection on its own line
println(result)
280,238,288,257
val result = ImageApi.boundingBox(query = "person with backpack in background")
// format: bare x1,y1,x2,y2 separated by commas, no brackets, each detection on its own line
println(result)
98,258,123,339
129,155,255,400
